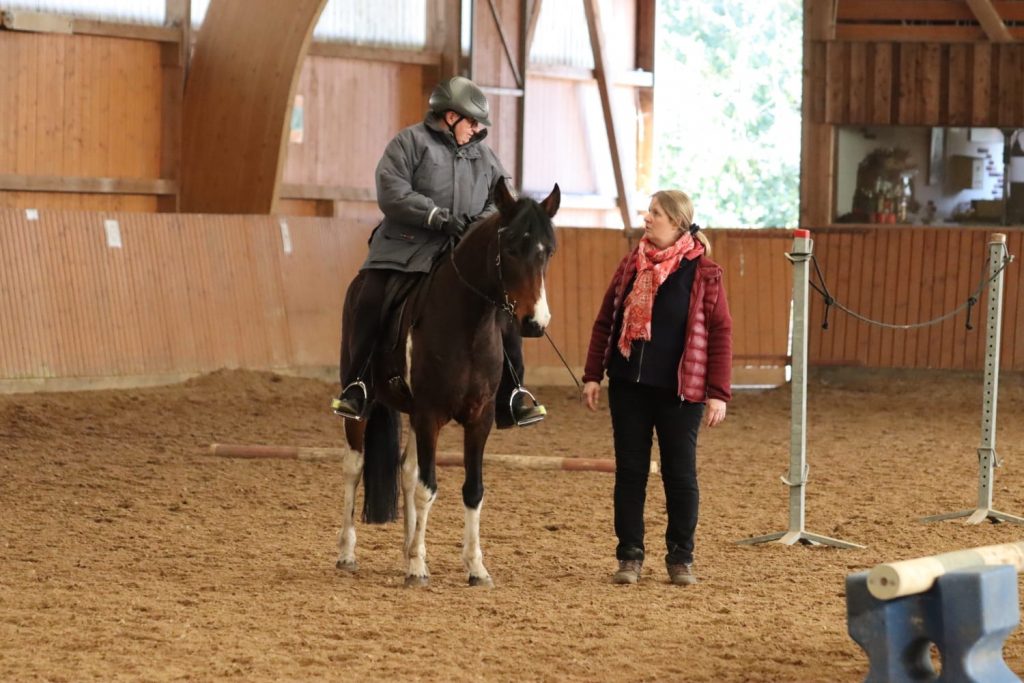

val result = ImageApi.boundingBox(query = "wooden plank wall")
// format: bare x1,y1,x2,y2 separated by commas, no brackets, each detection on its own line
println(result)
817,41,1024,126
804,1,1024,223
9,213,1021,385
0,211,796,388
0,209,375,386
807,226,1024,370
0,31,164,212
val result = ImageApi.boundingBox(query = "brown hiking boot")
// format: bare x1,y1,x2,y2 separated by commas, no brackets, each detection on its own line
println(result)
667,562,697,585
612,559,643,585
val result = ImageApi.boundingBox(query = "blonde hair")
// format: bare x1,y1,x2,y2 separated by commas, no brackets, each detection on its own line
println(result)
651,189,710,253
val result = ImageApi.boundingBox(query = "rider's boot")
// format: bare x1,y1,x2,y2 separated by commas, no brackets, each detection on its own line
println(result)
331,380,369,421
496,386,547,429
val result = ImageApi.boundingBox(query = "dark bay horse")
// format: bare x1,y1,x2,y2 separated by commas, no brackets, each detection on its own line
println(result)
336,181,560,587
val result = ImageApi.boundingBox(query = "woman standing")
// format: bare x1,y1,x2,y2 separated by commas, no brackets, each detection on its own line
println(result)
582,190,733,585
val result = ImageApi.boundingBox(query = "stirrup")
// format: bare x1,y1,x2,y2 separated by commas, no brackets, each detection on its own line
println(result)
509,386,546,427
331,380,368,421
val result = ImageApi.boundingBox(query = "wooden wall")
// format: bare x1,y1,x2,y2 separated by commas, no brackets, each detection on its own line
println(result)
0,31,165,212
0,3,651,227
4,211,1021,389
802,0,1024,225
808,226,1024,369
818,41,1024,126
0,210,794,389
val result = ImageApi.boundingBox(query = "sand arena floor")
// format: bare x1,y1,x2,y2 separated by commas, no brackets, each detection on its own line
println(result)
2,368,1024,681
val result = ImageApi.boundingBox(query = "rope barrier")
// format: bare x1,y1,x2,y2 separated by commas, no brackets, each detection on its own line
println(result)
808,247,1014,331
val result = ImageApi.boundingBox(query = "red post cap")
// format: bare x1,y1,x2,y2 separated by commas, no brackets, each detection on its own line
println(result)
794,229,811,238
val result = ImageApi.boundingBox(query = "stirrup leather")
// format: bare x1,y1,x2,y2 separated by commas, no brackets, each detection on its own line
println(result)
509,386,546,427
331,380,368,421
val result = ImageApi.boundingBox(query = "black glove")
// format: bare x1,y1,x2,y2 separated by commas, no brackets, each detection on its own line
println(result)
430,208,466,237
444,214,467,238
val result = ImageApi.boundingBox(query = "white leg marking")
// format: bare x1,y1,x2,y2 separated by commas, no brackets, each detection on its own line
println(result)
400,427,419,560
463,499,491,584
532,278,551,328
407,480,435,580
336,449,364,569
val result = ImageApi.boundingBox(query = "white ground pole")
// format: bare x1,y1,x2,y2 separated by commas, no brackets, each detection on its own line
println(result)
737,229,865,549
922,233,1023,525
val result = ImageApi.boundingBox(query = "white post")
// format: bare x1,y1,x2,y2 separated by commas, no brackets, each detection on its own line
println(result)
923,233,1022,524
737,229,864,549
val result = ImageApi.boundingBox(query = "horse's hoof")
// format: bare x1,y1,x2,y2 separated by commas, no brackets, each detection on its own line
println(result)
335,559,358,572
468,575,494,588
404,575,429,588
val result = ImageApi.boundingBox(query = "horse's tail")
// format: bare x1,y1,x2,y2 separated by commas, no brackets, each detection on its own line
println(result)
361,401,401,524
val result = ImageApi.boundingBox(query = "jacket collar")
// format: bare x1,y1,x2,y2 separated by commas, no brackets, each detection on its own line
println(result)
423,112,488,156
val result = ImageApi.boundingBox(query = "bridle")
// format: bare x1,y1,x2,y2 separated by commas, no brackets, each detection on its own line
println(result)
448,226,519,319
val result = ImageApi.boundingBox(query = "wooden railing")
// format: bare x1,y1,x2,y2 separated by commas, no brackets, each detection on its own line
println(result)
3,211,1019,392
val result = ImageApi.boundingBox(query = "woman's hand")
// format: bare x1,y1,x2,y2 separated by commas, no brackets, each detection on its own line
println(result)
582,381,601,412
705,398,727,427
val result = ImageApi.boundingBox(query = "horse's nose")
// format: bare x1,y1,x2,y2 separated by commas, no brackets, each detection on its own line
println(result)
521,318,545,338
527,282,551,333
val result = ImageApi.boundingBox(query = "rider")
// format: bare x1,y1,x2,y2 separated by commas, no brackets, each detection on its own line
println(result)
331,75,546,429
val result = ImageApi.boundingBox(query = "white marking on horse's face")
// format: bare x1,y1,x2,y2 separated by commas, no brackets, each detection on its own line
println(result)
530,278,551,329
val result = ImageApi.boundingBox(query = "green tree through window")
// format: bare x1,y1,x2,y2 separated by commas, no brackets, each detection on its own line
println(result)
656,0,802,228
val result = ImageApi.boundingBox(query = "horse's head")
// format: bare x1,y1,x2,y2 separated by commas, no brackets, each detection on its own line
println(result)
493,180,560,338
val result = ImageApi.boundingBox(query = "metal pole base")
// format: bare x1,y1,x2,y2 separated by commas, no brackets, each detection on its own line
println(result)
736,529,865,549
921,508,1024,525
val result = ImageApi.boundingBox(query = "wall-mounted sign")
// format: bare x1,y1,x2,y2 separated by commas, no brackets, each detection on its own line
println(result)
290,94,304,144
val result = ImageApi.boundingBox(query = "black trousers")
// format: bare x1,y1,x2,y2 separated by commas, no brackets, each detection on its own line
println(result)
608,378,704,565
340,269,421,388
341,269,526,418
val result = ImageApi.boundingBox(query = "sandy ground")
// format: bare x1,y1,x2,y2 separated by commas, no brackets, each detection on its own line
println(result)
2,368,1024,682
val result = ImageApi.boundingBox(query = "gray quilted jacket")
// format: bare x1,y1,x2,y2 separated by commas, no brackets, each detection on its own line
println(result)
362,112,508,273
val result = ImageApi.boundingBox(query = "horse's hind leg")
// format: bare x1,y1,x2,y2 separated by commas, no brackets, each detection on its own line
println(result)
402,417,438,588
461,416,494,587
336,447,364,571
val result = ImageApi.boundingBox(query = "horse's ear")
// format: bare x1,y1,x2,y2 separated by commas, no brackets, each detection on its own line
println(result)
540,183,561,218
492,177,518,215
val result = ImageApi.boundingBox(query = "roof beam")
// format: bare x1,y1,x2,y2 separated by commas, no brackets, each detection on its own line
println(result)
965,0,1014,42
583,0,637,230
486,0,523,89
525,0,543,57
180,0,328,213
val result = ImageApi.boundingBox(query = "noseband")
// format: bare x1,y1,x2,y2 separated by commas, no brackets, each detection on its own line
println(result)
448,228,518,318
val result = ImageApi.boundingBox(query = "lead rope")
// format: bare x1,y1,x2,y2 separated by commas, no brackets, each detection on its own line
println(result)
542,330,582,390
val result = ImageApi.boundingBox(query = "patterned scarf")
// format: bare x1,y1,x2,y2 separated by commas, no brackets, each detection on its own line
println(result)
617,233,704,358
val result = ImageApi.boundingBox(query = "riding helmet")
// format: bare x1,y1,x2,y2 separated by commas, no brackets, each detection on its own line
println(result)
428,76,492,127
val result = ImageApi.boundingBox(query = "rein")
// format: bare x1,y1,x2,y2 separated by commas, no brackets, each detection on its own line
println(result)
447,227,581,390
447,229,517,318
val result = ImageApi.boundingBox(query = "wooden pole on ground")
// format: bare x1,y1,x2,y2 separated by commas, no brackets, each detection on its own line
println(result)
867,541,1024,600
207,443,659,473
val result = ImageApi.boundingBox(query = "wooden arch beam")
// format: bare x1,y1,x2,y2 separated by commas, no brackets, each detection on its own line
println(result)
180,0,328,214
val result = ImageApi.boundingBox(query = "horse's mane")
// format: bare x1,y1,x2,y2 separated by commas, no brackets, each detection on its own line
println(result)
456,196,556,255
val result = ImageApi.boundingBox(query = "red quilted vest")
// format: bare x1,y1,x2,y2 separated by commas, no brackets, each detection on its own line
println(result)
583,250,733,402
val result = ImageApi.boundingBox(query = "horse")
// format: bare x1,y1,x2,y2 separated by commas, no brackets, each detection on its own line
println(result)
336,181,560,587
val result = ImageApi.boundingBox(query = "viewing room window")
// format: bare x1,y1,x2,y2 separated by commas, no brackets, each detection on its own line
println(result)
835,126,1024,226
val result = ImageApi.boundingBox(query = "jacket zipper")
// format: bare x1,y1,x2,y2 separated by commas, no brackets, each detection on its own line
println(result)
635,341,645,382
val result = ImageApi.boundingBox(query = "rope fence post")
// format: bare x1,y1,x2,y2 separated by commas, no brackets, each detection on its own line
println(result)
736,229,864,549
922,233,1023,525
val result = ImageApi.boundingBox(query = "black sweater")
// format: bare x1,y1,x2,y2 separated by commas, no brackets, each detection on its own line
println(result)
607,259,697,392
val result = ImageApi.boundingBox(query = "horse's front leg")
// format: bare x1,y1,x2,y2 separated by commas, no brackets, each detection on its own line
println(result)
336,447,364,571
400,420,422,578
402,415,439,587
462,410,494,588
